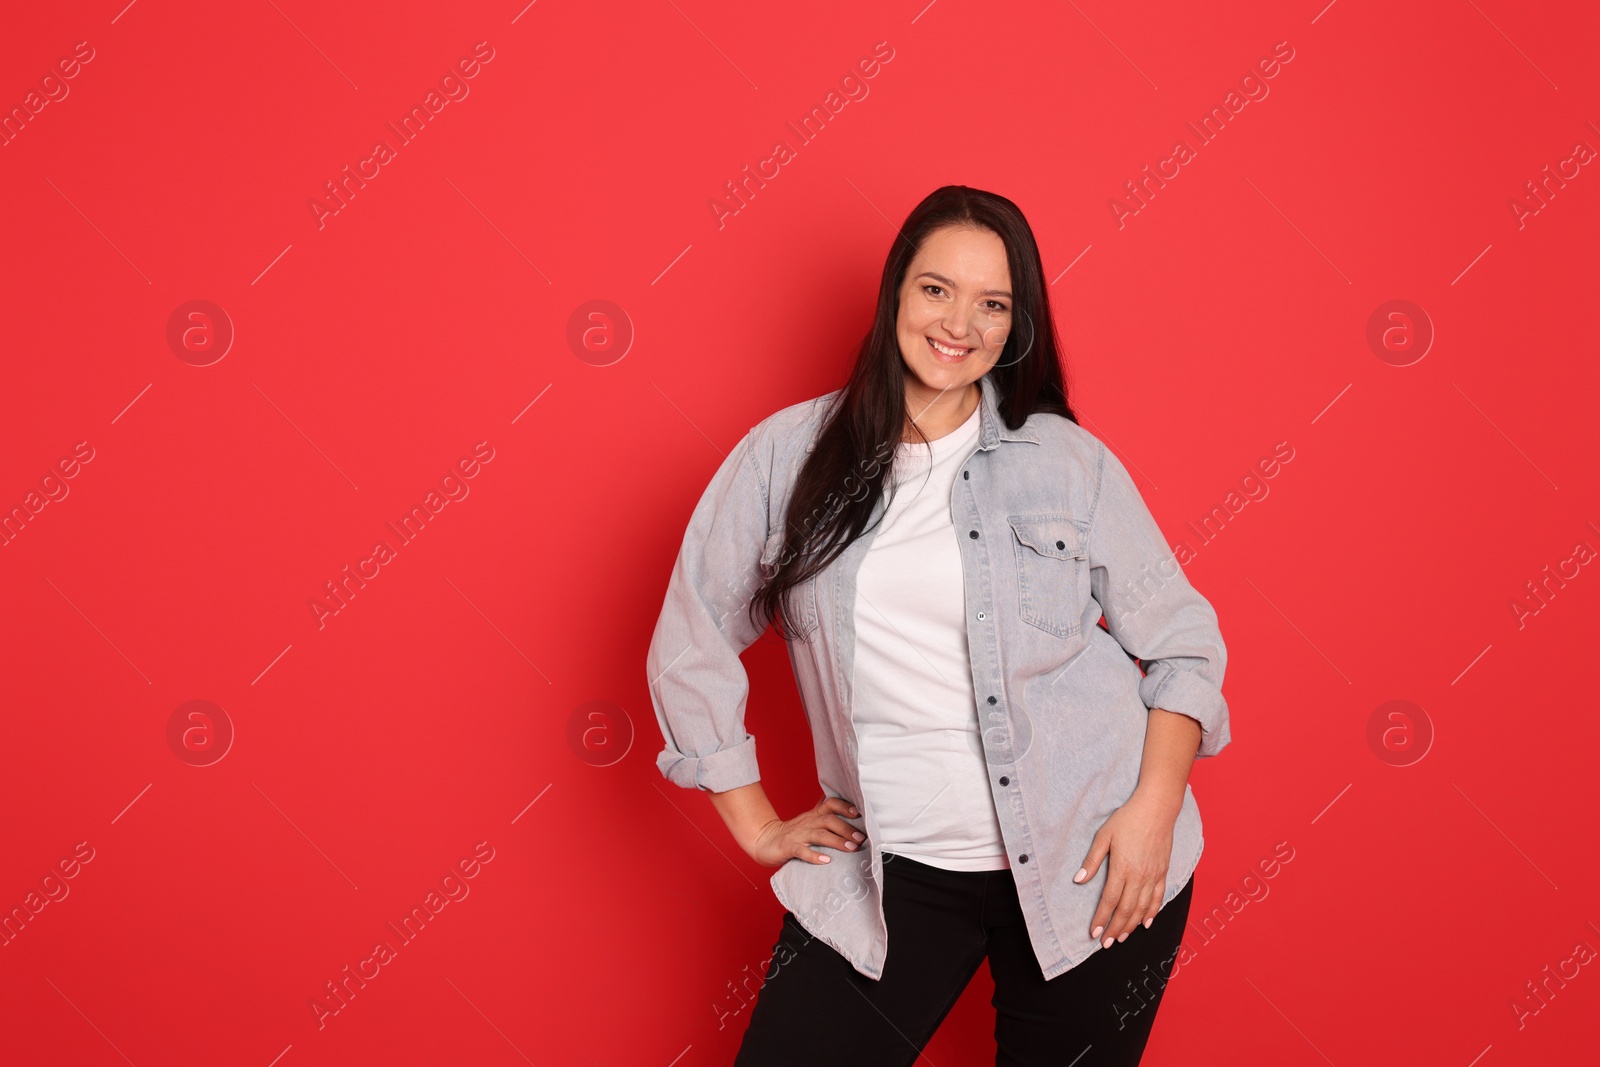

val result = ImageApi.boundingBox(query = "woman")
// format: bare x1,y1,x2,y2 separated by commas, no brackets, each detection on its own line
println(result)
645,185,1229,1066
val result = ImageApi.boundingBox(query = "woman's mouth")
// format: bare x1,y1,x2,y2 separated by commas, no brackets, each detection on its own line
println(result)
927,337,973,361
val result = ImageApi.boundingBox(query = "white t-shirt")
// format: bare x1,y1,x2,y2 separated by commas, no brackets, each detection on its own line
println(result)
850,401,1009,871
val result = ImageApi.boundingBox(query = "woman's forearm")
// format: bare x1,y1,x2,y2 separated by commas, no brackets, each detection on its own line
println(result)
708,780,781,857
1132,706,1203,816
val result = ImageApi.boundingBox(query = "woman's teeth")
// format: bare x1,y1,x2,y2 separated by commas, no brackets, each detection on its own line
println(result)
928,338,971,358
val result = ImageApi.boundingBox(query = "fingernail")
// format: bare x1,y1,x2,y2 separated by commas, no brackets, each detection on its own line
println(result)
1074,868,1087,883
1143,917,1153,929
852,832,865,842
819,855,830,862
845,842,856,850
1117,932,1129,943
1102,936,1114,948
1091,925,1103,939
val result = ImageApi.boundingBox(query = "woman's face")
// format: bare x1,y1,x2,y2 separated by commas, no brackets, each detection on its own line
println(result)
895,224,1014,399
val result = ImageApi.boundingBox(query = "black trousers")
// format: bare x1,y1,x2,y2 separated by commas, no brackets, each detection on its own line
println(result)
735,852,1194,1066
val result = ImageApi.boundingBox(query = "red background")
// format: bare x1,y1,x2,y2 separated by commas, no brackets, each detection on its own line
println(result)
2,1,1597,1063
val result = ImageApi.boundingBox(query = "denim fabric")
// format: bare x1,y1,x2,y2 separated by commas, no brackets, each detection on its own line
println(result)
645,372,1229,982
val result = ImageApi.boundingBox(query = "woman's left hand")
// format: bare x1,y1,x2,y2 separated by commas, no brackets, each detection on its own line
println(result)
1073,787,1180,949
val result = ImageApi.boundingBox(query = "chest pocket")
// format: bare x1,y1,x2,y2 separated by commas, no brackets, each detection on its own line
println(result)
760,530,819,641
1007,515,1088,639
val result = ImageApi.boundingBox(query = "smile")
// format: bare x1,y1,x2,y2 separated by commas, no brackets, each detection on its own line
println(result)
927,337,972,359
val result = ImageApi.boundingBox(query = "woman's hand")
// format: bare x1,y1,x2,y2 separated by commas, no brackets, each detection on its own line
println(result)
1073,787,1181,948
747,795,867,868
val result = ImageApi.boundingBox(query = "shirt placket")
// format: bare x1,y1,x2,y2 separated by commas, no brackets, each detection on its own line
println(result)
953,431,1060,957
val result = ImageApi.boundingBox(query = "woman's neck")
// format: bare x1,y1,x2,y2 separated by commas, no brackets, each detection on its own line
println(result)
902,381,980,443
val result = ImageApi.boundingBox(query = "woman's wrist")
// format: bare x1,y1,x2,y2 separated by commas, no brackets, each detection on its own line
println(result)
708,780,781,856
1129,780,1186,820
1131,706,1201,819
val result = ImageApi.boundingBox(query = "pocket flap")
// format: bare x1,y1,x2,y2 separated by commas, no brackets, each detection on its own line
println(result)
1008,517,1086,560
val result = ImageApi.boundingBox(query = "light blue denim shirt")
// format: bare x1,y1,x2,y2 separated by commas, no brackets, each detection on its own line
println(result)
646,372,1230,982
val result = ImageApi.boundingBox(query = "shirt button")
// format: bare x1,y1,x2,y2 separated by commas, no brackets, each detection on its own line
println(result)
998,776,1009,785
968,530,979,539
963,471,970,480
1055,540,1065,549
986,696,997,705
977,611,986,620
1018,854,1029,864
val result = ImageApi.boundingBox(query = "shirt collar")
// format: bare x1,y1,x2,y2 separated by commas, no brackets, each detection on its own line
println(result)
976,372,1043,451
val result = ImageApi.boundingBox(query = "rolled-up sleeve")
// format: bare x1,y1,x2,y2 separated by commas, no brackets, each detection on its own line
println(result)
646,427,773,791
1086,441,1231,758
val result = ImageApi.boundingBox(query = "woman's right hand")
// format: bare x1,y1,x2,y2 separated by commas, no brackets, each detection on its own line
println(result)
748,795,867,868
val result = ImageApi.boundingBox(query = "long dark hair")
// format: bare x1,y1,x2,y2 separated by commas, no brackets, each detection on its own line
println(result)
752,184,1078,640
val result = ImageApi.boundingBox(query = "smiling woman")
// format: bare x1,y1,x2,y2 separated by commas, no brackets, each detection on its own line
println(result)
893,225,1016,443
647,185,1230,1067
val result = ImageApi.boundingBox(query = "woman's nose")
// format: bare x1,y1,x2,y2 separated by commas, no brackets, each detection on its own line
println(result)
942,305,975,339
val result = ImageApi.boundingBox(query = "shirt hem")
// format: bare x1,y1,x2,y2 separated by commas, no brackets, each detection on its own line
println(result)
770,870,885,982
